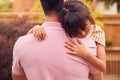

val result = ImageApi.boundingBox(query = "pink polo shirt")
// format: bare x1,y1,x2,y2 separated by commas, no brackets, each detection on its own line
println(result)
12,22,97,80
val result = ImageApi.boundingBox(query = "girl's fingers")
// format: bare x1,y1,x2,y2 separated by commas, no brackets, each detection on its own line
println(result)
33,30,41,40
37,29,44,40
29,25,45,40
27,29,33,34
64,44,74,51
69,38,76,45
43,28,46,38
66,51,76,55
40,28,46,39
35,27,46,40
33,30,37,38
38,30,43,40
76,39,82,44
33,28,45,40
65,41,75,48
65,39,76,48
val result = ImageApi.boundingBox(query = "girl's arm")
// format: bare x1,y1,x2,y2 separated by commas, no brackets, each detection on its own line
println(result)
27,25,106,71
12,74,27,80
64,39,106,72
91,72,104,80
27,25,46,40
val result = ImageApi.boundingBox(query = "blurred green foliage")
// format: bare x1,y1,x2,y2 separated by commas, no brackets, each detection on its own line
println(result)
80,0,104,28
30,0,104,27
29,0,45,21
30,0,43,12
0,18,41,80
0,0,12,12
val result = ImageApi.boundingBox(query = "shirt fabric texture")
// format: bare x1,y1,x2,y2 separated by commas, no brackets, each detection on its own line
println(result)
12,22,98,80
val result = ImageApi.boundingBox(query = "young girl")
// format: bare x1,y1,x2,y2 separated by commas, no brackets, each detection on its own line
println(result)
27,0,106,80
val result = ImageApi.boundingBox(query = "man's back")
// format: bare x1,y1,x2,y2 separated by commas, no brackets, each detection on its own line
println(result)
12,22,96,80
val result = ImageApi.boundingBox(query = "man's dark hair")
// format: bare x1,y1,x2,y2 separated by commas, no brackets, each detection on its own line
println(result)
40,0,64,15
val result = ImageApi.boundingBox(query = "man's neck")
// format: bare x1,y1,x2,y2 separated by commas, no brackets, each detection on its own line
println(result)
45,12,59,22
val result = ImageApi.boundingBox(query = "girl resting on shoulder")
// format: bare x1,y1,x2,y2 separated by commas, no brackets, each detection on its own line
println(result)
27,1,106,80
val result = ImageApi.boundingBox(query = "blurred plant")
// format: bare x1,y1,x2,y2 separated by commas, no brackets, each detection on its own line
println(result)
0,53,12,80
0,18,41,80
30,0,43,12
106,40,112,47
29,0,45,21
80,0,104,28
30,0,104,28
0,0,12,12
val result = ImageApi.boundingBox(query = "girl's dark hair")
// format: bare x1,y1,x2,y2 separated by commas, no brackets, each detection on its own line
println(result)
40,0,64,15
58,1,95,38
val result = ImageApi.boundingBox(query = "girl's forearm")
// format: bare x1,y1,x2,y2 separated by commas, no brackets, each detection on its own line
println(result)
91,72,104,80
84,43,106,72
85,52,106,72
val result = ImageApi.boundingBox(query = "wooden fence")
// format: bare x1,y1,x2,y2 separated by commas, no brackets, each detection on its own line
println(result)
97,14,120,47
104,47,120,80
98,15,120,80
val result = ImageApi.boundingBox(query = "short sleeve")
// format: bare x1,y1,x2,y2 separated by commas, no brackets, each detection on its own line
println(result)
90,25,105,46
12,37,25,76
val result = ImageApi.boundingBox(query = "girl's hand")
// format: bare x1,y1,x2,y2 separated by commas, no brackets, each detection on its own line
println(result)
64,38,89,59
27,25,46,40
65,39,106,71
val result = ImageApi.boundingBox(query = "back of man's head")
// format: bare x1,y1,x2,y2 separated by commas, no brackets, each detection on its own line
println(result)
40,0,64,15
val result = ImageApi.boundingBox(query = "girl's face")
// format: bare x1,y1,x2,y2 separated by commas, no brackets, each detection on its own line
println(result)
78,20,91,38
64,0,67,2
78,30,87,38
64,0,77,2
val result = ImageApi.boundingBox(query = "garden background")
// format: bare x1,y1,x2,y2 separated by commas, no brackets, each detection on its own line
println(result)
0,0,120,80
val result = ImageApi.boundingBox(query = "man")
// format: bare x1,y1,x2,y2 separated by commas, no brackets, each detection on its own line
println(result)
12,0,96,80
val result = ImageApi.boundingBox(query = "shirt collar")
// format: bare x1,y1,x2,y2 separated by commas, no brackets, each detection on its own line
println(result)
42,22,64,30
